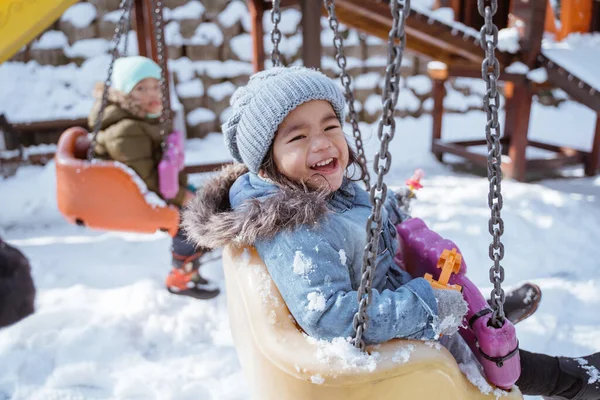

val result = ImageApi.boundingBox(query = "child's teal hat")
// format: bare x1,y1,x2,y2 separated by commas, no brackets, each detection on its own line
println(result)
111,56,161,94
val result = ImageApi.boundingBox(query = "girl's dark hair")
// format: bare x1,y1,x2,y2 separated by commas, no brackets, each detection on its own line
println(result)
259,138,367,192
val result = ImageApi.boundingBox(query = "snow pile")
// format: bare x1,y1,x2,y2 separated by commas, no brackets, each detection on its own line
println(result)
497,27,521,54
305,336,380,372
542,33,600,92
176,79,204,98
186,108,215,126
189,23,224,46
292,251,314,275
392,344,416,364
60,3,97,28
338,249,347,265
31,31,69,50
207,82,236,102
307,291,327,312
218,1,247,28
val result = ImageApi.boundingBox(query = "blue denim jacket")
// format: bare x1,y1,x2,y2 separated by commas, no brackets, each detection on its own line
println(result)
229,172,438,345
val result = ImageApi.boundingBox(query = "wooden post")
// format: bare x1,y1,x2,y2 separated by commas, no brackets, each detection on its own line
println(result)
134,0,150,57
428,62,448,162
585,115,600,176
248,0,265,73
510,0,547,67
502,81,516,156
431,80,446,162
506,83,532,181
143,0,159,61
300,0,322,69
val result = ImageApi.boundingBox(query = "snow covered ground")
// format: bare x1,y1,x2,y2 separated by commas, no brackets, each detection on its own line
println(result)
1,100,599,399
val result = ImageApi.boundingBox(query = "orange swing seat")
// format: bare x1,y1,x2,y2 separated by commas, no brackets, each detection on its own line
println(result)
55,127,180,237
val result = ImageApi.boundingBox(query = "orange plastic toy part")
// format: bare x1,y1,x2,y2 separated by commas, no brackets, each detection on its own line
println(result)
546,0,593,40
55,127,180,237
425,248,463,292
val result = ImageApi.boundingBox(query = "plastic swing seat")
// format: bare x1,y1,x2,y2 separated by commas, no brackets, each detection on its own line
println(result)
55,127,180,237
222,246,524,400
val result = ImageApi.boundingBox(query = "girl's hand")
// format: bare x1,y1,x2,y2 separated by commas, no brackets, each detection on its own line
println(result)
433,289,468,337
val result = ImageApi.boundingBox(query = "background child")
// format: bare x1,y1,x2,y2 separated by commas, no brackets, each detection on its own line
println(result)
89,55,218,300
184,67,600,399
0,236,35,328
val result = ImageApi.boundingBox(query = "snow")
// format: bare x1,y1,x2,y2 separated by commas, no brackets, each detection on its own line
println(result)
306,291,326,312
497,27,521,54
102,10,122,23
527,68,548,84
168,0,205,20
207,82,236,102
576,358,600,384
65,39,110,59
230,33,252,62
218,1,247,28
31,31,69,50
542,33,600,92
195,60,253,79
305,336,379,372
338,249,347,265
505,62,530,75
176,78,204,98
186,108,215,126
354,72,381,90
392,344,415,364
60,3,97,29
2,52,600,399
407,75,433,96
292,251,313,275
189,23,224,47
164,21,184,46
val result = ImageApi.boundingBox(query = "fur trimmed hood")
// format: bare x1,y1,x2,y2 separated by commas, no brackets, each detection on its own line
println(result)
92,82,147,119
182,164,334,249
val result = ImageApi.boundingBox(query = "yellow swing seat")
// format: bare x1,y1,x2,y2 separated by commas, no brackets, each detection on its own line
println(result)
222,245,524,400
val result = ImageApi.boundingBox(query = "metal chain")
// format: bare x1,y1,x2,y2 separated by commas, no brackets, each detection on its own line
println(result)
89,0,134,159
151,0,172,143
121,6,132,57
323,0,371,190
352,0,410,351
270,0,283,67
477,0,505,328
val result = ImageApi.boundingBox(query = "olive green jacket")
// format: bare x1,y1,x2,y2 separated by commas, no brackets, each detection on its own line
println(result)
89,84,187,207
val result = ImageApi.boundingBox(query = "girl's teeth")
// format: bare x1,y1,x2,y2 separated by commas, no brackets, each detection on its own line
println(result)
314,158,333,167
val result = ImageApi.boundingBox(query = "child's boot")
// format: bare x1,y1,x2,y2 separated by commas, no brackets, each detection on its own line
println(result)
166,252,220,300
487,282,541,324
548,352,600,400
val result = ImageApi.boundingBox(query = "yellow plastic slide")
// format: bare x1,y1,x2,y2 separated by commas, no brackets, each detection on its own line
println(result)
0,0,78,64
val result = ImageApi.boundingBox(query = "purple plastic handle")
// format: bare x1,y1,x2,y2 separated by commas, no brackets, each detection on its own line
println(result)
158,131,185,199
396,218,520,389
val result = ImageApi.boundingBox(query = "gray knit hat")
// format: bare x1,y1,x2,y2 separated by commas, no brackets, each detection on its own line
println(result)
222,66,346,173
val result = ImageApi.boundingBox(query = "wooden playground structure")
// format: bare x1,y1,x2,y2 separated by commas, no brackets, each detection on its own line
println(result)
1,0,600,181
248,0,600,181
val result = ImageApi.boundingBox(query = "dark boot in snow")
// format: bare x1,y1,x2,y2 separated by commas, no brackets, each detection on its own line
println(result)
487,282,541,324
544,352,600,400
166,252,220,300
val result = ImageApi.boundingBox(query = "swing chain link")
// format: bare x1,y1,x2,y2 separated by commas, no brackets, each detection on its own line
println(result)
151,0,172,144
324,0,371,190
352,0,410,351
89,0,134,159
478,0,506,328
270,0,283,67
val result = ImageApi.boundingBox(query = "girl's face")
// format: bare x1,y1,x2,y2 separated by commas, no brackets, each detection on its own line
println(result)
129,78,162,115
271,100,349,191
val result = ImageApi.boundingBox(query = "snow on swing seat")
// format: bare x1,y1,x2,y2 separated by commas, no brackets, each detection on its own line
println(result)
55,127,180,237
223,245,524,400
